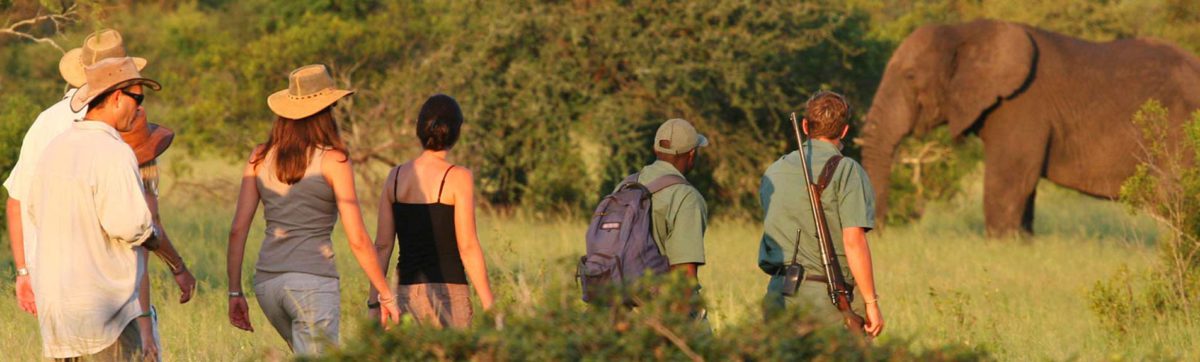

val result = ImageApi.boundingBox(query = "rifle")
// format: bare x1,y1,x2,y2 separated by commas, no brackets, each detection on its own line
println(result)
789,112,865,333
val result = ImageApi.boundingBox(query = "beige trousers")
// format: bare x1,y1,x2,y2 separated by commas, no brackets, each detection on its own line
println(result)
398,283,473,329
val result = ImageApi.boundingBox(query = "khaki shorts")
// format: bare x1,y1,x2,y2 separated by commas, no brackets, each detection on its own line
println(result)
398,283,473,329
762,274,865,328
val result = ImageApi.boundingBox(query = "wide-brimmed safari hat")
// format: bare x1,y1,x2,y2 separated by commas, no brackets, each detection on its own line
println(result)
59,29,147,88
267,64,355,119
120,114,175,166
70,57,162,112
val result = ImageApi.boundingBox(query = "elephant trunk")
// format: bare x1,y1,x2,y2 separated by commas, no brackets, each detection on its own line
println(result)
859,79,914,225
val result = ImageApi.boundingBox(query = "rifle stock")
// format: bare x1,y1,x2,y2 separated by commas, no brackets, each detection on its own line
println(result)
789,113,865,333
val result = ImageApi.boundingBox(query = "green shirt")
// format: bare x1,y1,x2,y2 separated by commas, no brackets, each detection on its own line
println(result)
758,140,874,286
627,160,708,266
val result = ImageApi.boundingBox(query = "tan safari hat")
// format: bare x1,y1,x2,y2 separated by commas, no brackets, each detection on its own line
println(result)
70,57,162,112
654,118,709,155
120,114,174,166
267,64,355,119
59,29,147,88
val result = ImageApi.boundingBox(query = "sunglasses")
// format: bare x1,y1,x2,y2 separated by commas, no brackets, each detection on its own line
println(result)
120,89,145,106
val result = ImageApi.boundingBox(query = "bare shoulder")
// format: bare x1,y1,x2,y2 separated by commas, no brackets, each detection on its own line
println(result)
448,165,475,191
321,149,353,172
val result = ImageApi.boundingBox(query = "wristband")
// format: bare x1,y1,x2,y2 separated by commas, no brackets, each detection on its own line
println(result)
229,291,245,298
16,267,29,276
864,294,879,305
137,310,153,319
367,301,381,309
171,263,188,276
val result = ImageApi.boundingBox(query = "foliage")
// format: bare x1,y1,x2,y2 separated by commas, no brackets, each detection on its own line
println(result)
1090,100,1200,340
319,275,983,361
883,128,982,224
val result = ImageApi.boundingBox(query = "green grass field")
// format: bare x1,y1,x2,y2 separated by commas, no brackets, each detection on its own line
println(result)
1,156,1196,360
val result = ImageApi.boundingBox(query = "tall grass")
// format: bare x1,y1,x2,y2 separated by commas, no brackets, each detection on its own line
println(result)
0,156,1193,360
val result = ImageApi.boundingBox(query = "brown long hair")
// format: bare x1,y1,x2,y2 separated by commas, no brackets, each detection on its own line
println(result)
251,108,348,184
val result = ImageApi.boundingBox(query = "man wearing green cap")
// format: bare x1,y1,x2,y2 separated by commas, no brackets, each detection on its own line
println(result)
758,91,884,337
626,118,710,311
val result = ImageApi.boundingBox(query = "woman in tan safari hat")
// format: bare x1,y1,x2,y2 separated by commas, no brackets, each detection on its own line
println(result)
120,110,196,362
367,94,495,329
225,64,400,355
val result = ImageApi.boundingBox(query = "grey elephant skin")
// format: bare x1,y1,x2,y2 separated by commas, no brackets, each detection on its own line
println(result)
859,19,1200,237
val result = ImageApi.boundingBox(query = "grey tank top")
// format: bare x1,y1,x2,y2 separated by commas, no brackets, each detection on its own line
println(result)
253,148,339,284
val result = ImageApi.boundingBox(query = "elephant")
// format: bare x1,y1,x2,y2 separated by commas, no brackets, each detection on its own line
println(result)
859,19,1200,237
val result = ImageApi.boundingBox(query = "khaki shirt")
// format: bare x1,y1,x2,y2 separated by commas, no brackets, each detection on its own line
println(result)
626,160,708,265
758,141,874,286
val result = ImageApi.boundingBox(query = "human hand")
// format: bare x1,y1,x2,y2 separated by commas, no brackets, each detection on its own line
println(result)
228,295,254,332
367,306,381,322
173,268,196,304
378,296,401,328
139,326,159,361
864,302,884,337
15,275,36,315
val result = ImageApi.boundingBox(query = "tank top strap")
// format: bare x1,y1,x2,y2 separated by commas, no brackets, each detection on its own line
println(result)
391,165,402,203
437,165,455,203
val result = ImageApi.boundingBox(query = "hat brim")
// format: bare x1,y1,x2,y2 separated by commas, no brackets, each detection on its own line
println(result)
70,78,162,113
131,123,174,166
58,47,148,88
267,88,355,120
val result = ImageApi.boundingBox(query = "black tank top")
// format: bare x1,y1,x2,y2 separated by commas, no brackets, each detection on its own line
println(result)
392,165,468,285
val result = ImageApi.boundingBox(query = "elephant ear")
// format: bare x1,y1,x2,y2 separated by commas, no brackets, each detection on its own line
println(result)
945,21,1037,137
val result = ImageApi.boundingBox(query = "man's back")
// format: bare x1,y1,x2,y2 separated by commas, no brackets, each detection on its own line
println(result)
635,160,708,267
3,89,85,267
758,141,875,287
28,120,153,358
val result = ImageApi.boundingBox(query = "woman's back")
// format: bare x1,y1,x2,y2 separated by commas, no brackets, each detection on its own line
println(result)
391,158,466,285
254,148,339,284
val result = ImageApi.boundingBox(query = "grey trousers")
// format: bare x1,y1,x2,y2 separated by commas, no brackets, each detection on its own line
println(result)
254,272,340,355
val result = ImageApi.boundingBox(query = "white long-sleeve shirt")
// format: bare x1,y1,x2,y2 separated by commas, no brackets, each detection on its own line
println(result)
2,88,86,271
27,120,154,358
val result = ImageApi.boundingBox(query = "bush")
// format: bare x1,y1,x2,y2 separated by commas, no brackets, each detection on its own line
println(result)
318,276,984,361
1090,100,1200,341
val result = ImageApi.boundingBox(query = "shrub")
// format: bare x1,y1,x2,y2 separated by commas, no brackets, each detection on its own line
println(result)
318,275,984,361
1090,100,1200,340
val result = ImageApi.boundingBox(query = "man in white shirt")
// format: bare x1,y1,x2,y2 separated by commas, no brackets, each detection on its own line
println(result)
27,57,163,360
4,28,147,314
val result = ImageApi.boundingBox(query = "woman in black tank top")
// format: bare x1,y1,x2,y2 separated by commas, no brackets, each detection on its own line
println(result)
368,94,494,329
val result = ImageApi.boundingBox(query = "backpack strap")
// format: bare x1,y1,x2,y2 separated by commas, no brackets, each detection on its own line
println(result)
644,174,688,194
813,155,843,197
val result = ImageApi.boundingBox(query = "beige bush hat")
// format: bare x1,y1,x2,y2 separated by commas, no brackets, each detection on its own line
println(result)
654,118,709,155
59,29,147,88
267,64,355,119
70,57,162,112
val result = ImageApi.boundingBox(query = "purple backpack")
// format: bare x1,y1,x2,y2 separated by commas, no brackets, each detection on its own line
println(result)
578,173,686,304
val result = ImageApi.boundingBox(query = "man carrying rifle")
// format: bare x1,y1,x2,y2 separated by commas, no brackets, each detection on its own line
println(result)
757,91,883,337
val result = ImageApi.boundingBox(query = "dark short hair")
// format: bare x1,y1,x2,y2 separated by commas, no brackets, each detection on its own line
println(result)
804,91,851,138
416,94,464,151
87,90,116,111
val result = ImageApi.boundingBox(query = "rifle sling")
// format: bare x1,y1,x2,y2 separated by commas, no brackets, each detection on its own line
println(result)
788,155,844,266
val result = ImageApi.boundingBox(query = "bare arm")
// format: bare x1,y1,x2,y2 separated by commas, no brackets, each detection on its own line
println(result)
368,169,398,304
322,151,399,325
842,227,883,336
226,147,262,332
449,168,494,310
135,248,159,360
7,198,35,314
145,192,195,303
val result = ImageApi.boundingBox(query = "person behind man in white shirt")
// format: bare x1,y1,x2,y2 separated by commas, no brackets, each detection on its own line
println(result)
27,57,163,361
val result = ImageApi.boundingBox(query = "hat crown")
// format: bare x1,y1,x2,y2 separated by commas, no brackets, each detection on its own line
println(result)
120,113,151,144
84,57,142,91
654,118,704,154
80,29,129,66
287,65,337,98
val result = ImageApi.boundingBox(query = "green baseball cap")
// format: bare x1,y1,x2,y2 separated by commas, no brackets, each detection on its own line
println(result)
654,118,709,155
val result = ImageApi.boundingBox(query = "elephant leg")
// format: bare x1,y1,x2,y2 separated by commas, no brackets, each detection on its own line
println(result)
981,126,1047,238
